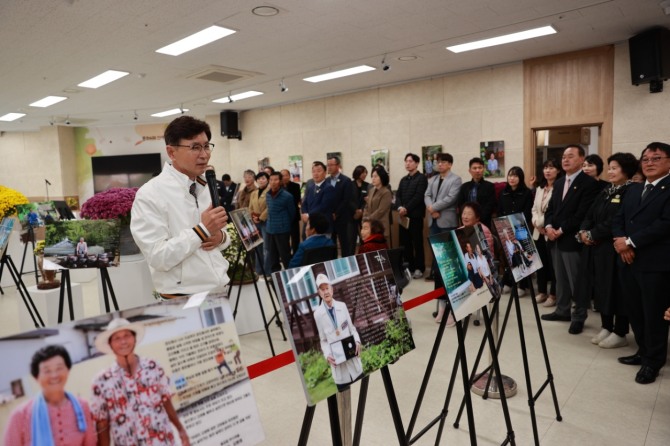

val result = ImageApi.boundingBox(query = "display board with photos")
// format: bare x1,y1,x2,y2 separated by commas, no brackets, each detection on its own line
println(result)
229,208,263,252
44,219,121,269
429,224,500,322
274,251,415,406
0,294,265,446
493,213,542,283
15,201,60,232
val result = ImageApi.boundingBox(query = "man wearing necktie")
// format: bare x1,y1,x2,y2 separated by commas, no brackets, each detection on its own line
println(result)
542,145,599,332
612,142,670,384
131,116,230,298
301,161,336,238
313,274,363,390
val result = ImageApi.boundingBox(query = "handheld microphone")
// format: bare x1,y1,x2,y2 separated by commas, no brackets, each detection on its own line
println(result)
205,169,221,208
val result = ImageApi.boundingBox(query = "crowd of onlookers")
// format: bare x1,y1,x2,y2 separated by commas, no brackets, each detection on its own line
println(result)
217,141,670,385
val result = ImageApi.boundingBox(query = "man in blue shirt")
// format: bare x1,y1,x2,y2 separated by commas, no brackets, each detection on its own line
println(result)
289,213,334,268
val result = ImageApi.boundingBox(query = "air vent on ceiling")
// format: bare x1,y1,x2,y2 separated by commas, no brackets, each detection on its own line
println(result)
186,65,261,84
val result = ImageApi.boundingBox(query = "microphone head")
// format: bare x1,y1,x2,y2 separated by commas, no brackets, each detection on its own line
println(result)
205,169,216,180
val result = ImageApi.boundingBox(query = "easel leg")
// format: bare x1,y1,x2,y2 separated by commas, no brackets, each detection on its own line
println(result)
352,376,369,446
380,366,408,446
255,247,287,341
250,250,276,356
327,395,344,446
100,267,119,313
454,315,478,445
3,254,44,327
298,405,316,446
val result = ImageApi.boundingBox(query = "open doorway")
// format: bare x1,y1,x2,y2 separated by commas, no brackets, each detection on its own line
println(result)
533,125,601,183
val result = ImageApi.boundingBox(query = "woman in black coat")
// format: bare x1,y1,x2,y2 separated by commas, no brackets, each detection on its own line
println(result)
575,152,639,349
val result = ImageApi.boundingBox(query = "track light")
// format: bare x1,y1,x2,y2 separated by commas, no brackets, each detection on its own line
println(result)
228,93,234,103
280,79,288,93
381,55,390,72
180,104,185,114
65,115,71,125
133,111,138,121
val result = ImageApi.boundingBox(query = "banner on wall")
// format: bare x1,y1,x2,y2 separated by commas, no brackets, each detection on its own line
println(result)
0,294,264,446
274,251,415,406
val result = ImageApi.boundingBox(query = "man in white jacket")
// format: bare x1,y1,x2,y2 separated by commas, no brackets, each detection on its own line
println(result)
131,116,230,298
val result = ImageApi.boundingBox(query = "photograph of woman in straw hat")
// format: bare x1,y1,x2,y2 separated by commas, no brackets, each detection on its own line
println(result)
90,318,190,446
3,344,97,446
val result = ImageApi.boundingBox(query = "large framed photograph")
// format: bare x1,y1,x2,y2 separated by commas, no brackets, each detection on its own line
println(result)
0,218,14,256
288,154,303,183
229,208,263,252
44,219,121,269
0,295,264,446
421,145,442,178
493,213,542,282
274,251,415,406
429,226,497,322
481,140,505,178
371,149,389,172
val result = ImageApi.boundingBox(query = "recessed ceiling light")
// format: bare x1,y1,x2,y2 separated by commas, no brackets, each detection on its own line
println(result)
0,112,26,122
212,91,263,103
151,108,190,118
156,25,236,56
303,65,376,83
397,55,419,62
30,96,68,108
252,6,279,17
78,70,130,89
446,25,557,53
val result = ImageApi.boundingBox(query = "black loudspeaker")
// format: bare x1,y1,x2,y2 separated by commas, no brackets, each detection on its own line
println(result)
220,111,241,139
629,27,670,86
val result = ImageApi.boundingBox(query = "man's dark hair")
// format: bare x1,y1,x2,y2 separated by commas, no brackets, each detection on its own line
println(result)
269,172,282,181
405,153,420,163
608,152,639,179
312,161,327,171
565,144,586,157
30,345,72,378
327,155,341,165
221,174,231,182
164,116,211,146
584,154,604,175
469,157,485,168
308,213,329,234
256,172,269,181
263,165,275,173
436,153,454,164
642,141,670,158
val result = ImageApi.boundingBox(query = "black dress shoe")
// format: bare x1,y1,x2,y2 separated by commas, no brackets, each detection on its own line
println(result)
568,321,584,334
617,354,642,366
541,312,571,322
635,366,659,384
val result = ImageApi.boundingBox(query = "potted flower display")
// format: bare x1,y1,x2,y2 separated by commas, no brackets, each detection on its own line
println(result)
80,187,139,255
0,185,29,255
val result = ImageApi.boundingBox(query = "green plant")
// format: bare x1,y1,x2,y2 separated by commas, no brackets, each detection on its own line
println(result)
222,223,257,283
299,349,332,390
360,309,414,374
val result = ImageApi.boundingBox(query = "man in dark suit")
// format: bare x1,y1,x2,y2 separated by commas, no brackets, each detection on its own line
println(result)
219,174,237,214
327,155,357,257
395,153,428,279
301,161,336,238
457,157,497,228
612,142,670,384
541,144,600,333
281,169,302,255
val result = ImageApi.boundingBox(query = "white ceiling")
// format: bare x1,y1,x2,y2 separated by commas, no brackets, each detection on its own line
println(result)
1,0,669,132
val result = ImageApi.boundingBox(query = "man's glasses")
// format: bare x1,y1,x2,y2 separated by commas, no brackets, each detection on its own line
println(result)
172,143,215,154
640,156,668,164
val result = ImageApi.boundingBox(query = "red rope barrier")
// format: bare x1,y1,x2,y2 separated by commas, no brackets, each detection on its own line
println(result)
245,287,444,380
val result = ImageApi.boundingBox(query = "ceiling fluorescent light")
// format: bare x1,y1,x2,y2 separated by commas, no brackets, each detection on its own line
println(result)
30,96,67,108
0,112,26,121
446,25,557,53
151,108,189,118
212,90,263,103
78,70,130,88
156,25,236,56
303,65,376,83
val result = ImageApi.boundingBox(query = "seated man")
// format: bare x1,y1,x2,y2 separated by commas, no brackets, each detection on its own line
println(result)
288,213,334,268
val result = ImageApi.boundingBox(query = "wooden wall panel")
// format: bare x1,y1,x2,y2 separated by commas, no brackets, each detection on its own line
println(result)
524,46,614,171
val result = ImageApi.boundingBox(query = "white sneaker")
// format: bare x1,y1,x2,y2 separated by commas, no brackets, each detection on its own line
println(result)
591,328,611,345
535,293,548,303
599,333,628,349
412,269,423,279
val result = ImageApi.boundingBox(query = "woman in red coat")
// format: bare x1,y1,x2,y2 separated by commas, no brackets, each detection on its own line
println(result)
358,218,388,254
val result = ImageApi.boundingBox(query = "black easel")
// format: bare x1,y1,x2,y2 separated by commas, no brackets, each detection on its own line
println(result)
19,225,39,283
298,365,407,446
99,267,119,313
57,269,74,323
1,253,44,327
226,241,286,357
406,295,516,445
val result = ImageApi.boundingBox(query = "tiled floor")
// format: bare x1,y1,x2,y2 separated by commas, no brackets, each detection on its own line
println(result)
1,272,668,445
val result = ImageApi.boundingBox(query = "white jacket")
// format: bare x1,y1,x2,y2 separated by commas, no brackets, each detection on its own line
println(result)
131,162,231,294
